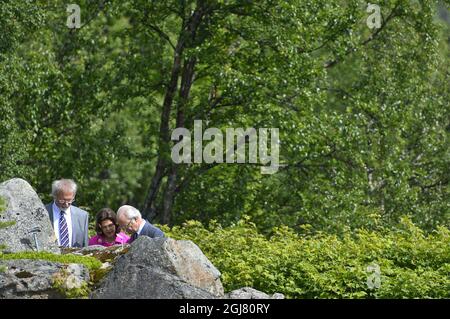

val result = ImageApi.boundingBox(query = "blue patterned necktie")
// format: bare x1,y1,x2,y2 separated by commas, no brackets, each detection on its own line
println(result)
59,210,69,247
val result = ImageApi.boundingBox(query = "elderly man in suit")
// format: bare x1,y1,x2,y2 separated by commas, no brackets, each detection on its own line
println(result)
45,179,89,248
117,205,164,242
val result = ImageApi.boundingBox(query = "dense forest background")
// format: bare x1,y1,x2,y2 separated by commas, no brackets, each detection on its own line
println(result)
1,0,448,236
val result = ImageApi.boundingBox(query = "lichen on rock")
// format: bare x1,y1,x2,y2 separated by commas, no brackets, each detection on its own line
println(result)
52,263,90,299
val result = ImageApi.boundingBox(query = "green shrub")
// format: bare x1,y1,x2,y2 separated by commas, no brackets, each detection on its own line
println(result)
159,216,450,299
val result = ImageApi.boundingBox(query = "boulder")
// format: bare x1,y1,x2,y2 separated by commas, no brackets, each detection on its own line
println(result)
163,238,223,296
91,236,224,299
225,287,285,299
0,259,89,299
91,266,217,299
61,244,131,263
0,178,59,253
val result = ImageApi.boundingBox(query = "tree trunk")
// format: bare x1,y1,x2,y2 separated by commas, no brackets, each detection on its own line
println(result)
161,165,178,224
143,3,207,222
141,157,167,220
142,40,185,220
160,56,197,224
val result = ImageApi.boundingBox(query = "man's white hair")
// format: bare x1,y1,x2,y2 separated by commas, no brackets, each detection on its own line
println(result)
51,179,78,198
117,205,142,220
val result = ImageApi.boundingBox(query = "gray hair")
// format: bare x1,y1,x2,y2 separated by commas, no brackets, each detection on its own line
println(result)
51,179,78,198
117,205,141,220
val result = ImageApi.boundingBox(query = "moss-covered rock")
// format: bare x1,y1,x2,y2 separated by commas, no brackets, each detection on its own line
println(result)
61,244,130,263
52,264,91,299
0,251,102,271
0,259,90,299
0,179,59,253
0,251,104,298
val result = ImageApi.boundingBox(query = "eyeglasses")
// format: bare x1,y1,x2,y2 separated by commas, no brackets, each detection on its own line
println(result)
125,218,135,229
56,198,75,205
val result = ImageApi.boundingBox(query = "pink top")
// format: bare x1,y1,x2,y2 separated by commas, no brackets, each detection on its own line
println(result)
88,232,131,247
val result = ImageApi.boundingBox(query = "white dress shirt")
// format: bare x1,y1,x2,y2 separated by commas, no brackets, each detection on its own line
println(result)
52,202,73,247
137,219,146,235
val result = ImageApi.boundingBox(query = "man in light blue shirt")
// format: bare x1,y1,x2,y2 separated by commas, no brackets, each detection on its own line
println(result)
45,179,89,248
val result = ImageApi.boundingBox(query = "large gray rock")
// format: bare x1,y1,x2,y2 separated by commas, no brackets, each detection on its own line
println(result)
91,265,217,299
163,238,223,296
0,259,89,299
0,178,59,253
61,244,131,263
91,236,224,299
225,287,285,299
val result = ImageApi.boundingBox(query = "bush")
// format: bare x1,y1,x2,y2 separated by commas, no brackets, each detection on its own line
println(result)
159,216,450,299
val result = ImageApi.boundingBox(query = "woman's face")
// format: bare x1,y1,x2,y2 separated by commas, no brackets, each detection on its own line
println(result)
100,219,116,239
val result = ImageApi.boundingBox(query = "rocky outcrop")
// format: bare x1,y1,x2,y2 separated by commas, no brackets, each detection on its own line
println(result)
91,236,224,299
61,244,130,263
0,178,59,253
0,178,283,299
225,287,285,299
0,259,89,299
161,238,223,296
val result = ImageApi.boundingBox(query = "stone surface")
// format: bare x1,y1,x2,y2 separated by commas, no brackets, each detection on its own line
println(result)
0,178,59,253
164,238,223,296
62,264,89,290
0,259,89,299
91,236,224,299
225,287,285,299
61,244,130,263
91,265,217,299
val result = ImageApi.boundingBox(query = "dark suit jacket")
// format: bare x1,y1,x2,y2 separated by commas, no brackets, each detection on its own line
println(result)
131,219,165,242
46,203,89,248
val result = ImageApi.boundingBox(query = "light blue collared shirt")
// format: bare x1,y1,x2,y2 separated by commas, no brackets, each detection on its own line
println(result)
52,202,73,247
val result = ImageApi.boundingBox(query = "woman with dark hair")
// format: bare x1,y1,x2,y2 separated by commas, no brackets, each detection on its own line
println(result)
88,208,131,246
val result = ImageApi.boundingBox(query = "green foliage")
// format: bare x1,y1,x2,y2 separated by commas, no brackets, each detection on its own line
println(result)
52,268,91,299
0,0,448,232
0,1,148,217
0,0,448,297
0,251,102,272
0,220,15,229
90,265,112,286
160,217,450,298
168,0,450,233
